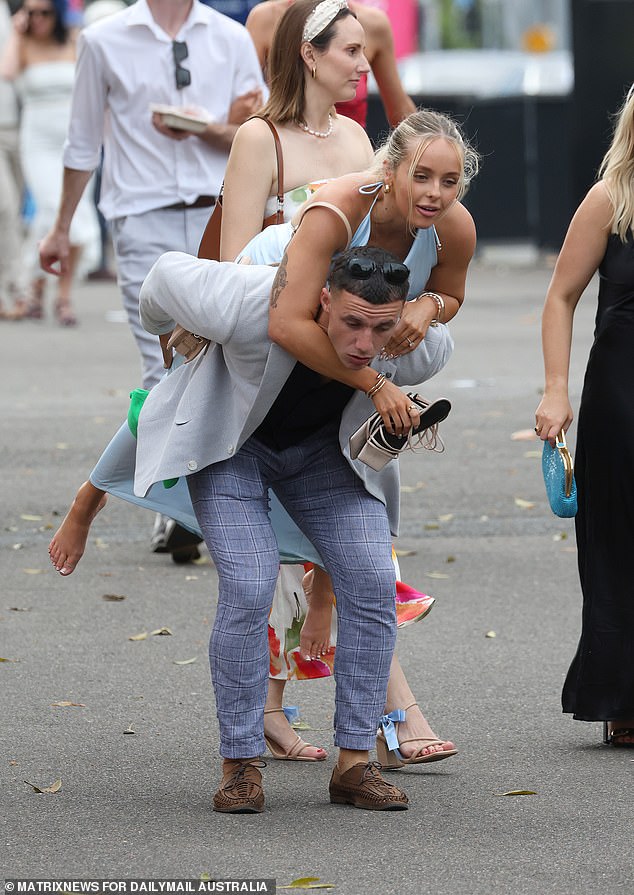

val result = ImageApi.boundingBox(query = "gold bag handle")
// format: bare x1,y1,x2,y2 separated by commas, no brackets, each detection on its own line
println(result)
555,430,574,498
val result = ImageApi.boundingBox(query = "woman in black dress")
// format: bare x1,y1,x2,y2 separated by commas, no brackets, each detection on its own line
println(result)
535,84,634,746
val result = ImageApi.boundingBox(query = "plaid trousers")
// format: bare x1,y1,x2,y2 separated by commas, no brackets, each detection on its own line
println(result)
187,423,397,758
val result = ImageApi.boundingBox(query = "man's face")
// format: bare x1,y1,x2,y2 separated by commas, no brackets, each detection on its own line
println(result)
320,288,403,369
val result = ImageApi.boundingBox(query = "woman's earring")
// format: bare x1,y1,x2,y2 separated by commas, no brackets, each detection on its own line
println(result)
384,183,391,194
311,65,317,80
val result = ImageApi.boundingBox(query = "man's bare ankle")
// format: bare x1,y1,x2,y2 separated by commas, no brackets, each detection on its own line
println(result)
337,748,369,774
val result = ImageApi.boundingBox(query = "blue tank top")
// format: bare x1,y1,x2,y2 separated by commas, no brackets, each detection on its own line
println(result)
237,185,439,301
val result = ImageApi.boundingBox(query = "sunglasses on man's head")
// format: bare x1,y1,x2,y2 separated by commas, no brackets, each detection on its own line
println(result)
345,257,410,286
172,41,191,90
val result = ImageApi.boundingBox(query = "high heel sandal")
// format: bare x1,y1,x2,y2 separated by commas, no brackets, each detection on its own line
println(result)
376,703,458,769
55,301,77,327
263,707,327,762
603,721,634,747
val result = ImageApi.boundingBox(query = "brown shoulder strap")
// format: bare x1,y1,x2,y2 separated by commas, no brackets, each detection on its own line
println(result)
252,116,285,223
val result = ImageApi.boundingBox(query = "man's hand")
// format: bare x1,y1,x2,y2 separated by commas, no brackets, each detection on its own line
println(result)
151,112,193,141
39,228,70,277
228,89,263,125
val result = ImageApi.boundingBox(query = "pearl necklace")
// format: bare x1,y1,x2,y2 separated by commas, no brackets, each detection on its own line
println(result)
298,114,333,139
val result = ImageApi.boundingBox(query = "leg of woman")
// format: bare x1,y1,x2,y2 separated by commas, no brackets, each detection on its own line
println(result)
49,481,108,575
26,275,45,319
300,564,335,659
382,654,456,760
54,244,81,326
263,676,327,760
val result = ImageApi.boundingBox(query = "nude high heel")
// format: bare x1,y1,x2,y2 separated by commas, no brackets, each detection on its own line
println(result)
376,703,458,769
263,708,327,761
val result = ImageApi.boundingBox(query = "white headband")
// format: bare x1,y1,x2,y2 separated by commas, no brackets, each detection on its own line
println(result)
302,0,348,43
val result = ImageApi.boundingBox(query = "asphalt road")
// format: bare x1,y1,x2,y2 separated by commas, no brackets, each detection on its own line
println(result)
2,259,632,894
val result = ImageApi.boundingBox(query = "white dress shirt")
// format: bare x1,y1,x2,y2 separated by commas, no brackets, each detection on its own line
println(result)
63,0,266,219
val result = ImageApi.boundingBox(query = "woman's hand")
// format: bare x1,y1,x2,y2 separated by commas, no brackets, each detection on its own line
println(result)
381,296,435,357
534,393,573,446
371,378,420,436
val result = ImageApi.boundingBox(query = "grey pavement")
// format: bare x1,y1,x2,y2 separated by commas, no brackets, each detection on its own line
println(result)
1,258,632,894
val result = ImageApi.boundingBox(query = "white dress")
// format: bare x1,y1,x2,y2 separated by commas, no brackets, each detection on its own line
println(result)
17,61,99,270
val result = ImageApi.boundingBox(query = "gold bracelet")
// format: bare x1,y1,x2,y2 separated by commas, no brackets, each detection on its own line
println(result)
417,291,445,326
366,372,386,399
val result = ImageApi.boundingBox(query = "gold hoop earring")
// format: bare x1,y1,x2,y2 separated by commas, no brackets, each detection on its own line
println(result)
311,65,317,80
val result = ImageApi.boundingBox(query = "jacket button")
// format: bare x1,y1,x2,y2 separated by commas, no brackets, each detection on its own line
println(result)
227,445,234,454
187,460,198,471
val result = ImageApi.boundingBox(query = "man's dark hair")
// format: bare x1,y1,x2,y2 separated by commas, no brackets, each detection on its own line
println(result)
328,246,410,305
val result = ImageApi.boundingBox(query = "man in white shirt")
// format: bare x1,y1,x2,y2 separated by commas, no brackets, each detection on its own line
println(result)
39,0,265,390
39,0,265,558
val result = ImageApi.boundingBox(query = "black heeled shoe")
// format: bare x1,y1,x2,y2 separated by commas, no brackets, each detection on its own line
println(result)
603,721,634,747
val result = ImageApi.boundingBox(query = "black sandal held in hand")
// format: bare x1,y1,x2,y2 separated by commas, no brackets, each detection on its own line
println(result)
349,395,451,472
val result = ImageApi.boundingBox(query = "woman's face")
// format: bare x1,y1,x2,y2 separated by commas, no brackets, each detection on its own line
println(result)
24,1,56,38
390,137,463,230
312,16,370,103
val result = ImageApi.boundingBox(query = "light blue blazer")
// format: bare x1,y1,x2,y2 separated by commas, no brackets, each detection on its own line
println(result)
135,252,453,538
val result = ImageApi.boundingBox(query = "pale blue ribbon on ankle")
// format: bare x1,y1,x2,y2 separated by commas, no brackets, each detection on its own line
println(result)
282,705,300,725
378,710,406,752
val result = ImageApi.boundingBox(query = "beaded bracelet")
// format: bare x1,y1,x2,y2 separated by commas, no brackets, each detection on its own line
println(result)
366,371,386,399
417,291,445,326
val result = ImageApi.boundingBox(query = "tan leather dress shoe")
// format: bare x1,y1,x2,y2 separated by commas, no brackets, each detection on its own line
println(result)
329,761,409,810
213,759,266,814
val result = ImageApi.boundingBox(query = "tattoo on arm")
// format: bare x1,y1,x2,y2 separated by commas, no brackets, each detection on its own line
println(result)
270,251,288,308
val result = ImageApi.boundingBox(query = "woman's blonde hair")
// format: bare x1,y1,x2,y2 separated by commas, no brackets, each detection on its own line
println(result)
599,83,634,241
259,0,355,124
371,109,479,229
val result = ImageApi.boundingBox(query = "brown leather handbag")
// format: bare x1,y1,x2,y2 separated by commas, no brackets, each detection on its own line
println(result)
197,116,285,260
160,117,285,369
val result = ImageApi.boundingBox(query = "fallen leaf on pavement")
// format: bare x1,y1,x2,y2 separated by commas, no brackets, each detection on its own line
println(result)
494,789,537,797
51,701,85,708
150,627,172,636
511,429,538,441
0,657,17,662
424,522,440,530
24,778,62,794
9,607,30,612
524,450,541,458
173,657,197,665
394,549,417,557
485,631,497,638
128,632,148,641
20,514,43,522
102,594,126,601
426,571,450,579
514,498,535,509
23,569,46,575
278,880,335,890
123,726,135,735
438,513,454,522
553,532,568,541
185,575,198,581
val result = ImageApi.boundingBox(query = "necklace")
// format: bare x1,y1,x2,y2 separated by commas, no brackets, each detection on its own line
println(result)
298,114,333,139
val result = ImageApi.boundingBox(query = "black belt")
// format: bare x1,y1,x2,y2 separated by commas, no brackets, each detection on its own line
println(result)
163,195,216,210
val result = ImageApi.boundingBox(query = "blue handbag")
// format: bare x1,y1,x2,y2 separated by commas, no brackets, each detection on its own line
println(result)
542,429,577,518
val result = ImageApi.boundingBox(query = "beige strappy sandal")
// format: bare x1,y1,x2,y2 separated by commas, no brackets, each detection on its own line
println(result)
376,702,458,769
263,708,327,761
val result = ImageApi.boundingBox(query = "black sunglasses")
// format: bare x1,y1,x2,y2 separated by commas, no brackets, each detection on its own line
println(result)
172,41,191,90
345,257,410,286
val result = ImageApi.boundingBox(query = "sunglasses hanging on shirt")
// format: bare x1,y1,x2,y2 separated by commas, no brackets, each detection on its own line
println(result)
172,41,191,90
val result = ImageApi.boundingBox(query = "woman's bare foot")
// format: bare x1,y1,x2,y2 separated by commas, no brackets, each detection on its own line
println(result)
300,567,334,660
48,482,108,575
393,703,456,760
